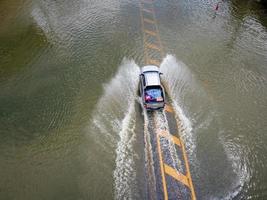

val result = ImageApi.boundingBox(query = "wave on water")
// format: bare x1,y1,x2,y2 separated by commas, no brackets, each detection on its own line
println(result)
160,54,207,158
113,102,137,199
160,55,251,199
89,58,140,199
87,55,251,199
219,136,251,200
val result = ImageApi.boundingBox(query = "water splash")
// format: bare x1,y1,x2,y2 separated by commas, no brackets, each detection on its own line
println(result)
143,111,157,199
159,55,206,158
90,58,139,145
113,102,137,199
159,55,253,199
89,58,140,198
154,110,184,173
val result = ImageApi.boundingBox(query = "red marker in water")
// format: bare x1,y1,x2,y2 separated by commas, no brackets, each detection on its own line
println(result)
215,3,219,11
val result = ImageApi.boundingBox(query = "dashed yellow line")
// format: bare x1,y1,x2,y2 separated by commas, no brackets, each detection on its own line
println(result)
147,58,161,66
164,104,174,113
157,128,196,199
172,135,182,147
144,18,156,24
140,0,164,65
146,43,161,51
179,132,197,200
158,130,168,137
158,131,181,147
164,164,190,188
144,29,157,36
139,0,197,199
157,133,168,200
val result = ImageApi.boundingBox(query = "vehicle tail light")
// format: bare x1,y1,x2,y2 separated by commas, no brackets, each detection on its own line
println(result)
156,97,163,102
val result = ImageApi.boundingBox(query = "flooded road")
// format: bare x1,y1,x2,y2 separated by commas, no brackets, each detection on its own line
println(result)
0,0,267,199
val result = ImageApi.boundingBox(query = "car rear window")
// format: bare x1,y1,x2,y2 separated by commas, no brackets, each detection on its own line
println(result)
145,86,164,102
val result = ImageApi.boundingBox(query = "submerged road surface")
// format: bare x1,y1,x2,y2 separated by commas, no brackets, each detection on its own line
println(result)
138,1,196,199
0,0,267,199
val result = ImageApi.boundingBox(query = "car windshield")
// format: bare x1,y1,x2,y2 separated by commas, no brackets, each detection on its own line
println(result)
145,86,163,102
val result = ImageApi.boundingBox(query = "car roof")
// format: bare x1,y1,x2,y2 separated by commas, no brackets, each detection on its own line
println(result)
141,65,160,74
141,65,162,86
144,72,161,86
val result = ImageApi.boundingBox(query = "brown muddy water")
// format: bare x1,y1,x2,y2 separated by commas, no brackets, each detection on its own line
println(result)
0,0,266,199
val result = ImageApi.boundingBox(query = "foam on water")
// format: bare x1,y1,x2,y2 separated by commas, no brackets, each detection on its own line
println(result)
113,102,137,199
216,137,253,200
143,111,157,198
88,58,140,198
88,54,252,199
90,58,139,145
217,135,251,200
171,101,195,157
160,55,251,199
154,111,184,172
160,55,204,158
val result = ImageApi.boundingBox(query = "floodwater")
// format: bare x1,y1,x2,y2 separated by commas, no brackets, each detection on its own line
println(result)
0,0,266,199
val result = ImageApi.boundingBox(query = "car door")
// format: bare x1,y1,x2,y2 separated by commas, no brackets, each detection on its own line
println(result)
140,74,145,102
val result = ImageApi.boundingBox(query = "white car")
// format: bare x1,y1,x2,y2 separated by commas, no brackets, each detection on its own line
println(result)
139,65,165,110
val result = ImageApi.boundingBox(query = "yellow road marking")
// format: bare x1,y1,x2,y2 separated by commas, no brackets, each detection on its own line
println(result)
164,104,174,113
172,135,181,147
140,0,196,199
152,117,168,200
144,29,157,36
156,131,168,200
164,164,190,187
179,135,197,200
158,130,168,137
146,43,161,51
158,131,181,147
147,58,160,66
140,0,163,62
144,18,156,24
